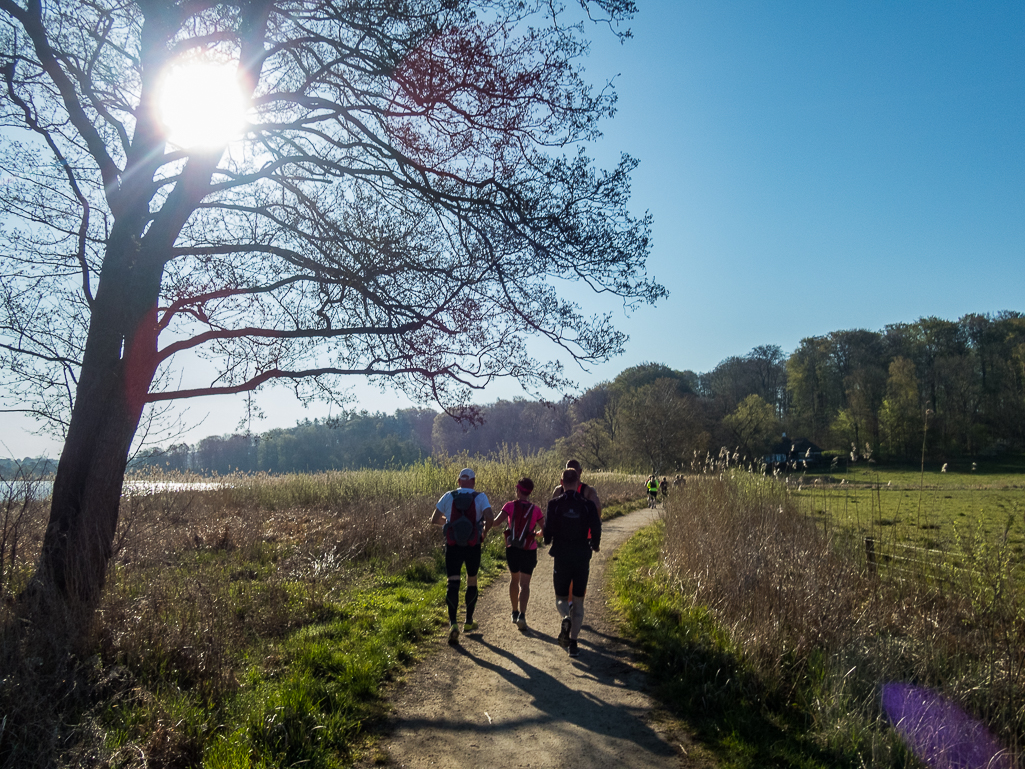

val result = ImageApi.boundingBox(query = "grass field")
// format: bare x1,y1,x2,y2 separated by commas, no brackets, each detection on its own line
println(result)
789,458,1025,589
795,482,1024,548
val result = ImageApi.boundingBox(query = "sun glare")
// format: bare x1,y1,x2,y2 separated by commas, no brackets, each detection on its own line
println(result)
157,60,247,150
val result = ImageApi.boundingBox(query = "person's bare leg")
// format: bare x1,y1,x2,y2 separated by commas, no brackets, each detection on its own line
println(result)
518,573,532,615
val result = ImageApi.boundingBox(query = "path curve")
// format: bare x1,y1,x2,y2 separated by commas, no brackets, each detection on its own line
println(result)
362,506,707,768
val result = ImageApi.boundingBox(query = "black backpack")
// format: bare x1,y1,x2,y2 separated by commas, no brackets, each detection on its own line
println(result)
557,493,591,542
444,490,481,546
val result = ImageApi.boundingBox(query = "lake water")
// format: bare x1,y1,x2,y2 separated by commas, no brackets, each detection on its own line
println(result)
1,479,222,501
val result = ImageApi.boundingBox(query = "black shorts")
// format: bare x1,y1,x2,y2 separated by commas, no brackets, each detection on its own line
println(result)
505,547,538,575
445,544,482,578
553,555,590,598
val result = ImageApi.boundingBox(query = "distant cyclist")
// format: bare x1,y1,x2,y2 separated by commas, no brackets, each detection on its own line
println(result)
430,468,494,644
493,477,545,630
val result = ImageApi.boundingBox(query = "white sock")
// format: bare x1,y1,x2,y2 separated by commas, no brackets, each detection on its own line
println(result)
556,596,570,619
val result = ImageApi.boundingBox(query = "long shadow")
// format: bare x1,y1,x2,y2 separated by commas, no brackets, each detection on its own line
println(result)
487,620,641,692
578,622,645,652
634,623,860,768
392,636,677,759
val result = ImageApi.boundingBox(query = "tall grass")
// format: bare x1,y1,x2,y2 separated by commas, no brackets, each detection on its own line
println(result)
657,470,1024,766
0,454,641,767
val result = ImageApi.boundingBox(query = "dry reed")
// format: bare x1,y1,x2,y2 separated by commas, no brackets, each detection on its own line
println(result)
662,469,1024,764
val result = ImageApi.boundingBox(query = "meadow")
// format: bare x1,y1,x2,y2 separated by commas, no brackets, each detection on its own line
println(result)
792,458,1025,590
0,454,644,769
6,452,1022,768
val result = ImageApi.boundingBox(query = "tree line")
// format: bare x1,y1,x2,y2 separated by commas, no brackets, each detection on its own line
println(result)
132,309,1025,476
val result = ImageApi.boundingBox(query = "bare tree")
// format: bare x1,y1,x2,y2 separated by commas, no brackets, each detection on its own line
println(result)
0,0,662,608
621,378,694,475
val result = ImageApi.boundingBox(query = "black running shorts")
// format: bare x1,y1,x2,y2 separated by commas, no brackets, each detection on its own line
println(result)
445,544,482,578
553,554,590,598
505,547,538,575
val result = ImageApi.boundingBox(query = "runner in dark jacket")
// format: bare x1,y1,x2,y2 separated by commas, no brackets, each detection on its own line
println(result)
543,467,601,658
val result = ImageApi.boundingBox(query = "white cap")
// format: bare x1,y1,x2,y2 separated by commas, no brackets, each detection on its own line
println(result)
459,467,475,480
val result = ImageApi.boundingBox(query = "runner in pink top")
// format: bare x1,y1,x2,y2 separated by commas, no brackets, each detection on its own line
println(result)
492,477,545,631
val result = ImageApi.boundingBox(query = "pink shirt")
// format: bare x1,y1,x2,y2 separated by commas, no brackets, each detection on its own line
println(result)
500,500,544,550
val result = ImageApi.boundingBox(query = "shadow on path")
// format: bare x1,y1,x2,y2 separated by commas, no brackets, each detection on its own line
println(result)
397,625,677,759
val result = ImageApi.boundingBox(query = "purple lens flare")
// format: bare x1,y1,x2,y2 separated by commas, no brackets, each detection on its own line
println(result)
881,683,1014,769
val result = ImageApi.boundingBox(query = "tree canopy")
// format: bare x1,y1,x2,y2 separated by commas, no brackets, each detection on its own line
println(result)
0,0,661,604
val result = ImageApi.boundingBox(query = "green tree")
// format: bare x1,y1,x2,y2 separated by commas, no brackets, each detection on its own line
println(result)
557,418,617,470
722,393,779,458
612,362,695,395
0,0,659,608
880,357,921,460
785,337,833,444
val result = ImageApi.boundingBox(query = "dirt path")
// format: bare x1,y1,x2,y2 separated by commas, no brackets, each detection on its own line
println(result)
361,506,710,768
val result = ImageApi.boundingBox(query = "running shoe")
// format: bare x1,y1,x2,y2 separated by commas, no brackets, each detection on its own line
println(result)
463,620,479,633
448,623,459,644
568,640,579,658
511,611,520,624
558,617,571,648
516,614,527,631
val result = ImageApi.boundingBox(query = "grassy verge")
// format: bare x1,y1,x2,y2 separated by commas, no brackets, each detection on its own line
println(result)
611,522,860,768
97,541,508,769
611,470,1025,768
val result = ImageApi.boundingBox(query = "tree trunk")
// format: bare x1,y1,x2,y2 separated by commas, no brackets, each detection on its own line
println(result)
34,226,160,607
39,376,142,605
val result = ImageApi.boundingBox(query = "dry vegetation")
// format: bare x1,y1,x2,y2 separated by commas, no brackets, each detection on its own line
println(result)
0,456,642,767
660,469,1024,766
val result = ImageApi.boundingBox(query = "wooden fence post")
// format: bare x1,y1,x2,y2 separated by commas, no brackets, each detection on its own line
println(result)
865,537,876,574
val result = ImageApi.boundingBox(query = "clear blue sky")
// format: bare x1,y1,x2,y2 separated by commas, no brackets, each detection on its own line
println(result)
3,0,1023,458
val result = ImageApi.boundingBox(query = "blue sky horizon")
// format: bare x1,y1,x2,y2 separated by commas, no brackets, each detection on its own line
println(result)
3,0,1022,459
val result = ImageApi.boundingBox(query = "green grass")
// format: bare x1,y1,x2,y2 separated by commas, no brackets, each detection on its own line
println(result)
97,538,509,769
806,454,1025,489
796,485,1024,545
610,523,867,769
615,470,1025,768
793,461,1025,586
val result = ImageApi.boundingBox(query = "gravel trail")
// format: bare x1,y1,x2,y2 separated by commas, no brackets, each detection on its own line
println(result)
362,506,711,768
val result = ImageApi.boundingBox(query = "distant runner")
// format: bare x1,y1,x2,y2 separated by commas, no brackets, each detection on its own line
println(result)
492,477,545,630
645,476,659,507
544,467,601,658
430,468,494,644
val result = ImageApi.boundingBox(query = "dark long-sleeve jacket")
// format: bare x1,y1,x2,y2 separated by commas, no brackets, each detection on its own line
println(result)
543,489,601,558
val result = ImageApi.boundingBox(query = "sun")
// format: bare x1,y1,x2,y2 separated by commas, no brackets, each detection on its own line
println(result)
157,59,247,150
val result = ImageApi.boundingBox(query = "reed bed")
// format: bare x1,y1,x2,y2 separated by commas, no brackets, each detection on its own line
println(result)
660,470,1025,766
